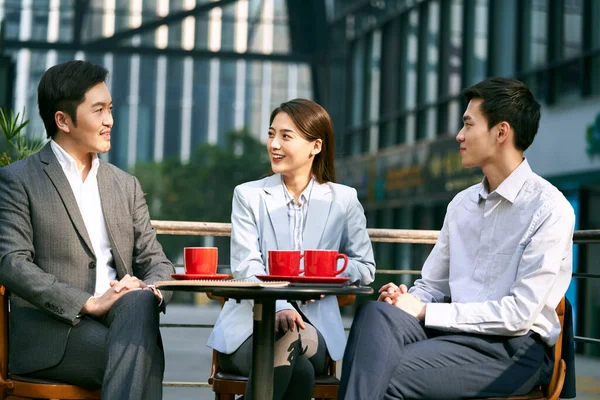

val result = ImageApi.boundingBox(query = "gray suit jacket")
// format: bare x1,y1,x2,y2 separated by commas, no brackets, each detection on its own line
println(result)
0,144,175,374
207,174,375,360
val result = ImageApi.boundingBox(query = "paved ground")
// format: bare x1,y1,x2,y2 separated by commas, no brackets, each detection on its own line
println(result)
161,302,600,400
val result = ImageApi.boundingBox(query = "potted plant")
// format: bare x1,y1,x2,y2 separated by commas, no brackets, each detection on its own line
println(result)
0,108,47,166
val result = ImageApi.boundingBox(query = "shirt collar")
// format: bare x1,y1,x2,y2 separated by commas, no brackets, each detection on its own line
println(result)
50,140,99,180
282,176,315,207
478,158,533,203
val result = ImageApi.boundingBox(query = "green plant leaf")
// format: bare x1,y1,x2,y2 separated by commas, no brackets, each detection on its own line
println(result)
0,106,46,166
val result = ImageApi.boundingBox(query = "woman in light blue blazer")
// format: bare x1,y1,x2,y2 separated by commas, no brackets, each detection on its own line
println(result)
207,99,375,400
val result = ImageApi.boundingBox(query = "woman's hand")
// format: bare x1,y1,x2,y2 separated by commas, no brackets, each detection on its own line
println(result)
275,309,305,333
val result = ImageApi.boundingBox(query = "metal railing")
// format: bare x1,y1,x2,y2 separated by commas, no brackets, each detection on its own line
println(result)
153,220,600,389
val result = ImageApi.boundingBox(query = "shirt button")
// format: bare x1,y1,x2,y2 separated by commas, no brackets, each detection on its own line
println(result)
88,261,96,269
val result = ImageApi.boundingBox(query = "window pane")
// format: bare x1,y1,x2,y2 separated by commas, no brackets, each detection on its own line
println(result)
593,0,600,49
426,107,437,139
406,113,416,144
426,1,440,103
397,117,407,144
417,107,437,141
473,0,488,82
463,0,488,86
361,128,370,154
522,0,548,70
554,60,581,103
448,99,461,135
351,129,361,155
369,30,382,122
344,132,353,156
449,0,463,95
523,71,549,103
563,0,582,59
591,56,600,95
405,9,419,109
379,120,396,150
380,20,400,117
489,0,516,77
351,39,366,128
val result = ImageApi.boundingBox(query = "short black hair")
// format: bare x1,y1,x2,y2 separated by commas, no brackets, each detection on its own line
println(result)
38,60,109,139
462,77,541,151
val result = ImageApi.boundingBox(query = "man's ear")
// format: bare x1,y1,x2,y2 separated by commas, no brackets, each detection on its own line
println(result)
496,121,511,144
311,139,323,155
55,111,71,133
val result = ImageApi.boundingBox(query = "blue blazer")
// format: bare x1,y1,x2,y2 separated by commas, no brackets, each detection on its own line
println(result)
207,174,375,360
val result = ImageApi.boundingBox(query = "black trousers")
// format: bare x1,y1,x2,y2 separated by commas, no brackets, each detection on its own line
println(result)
26,290,164,400
339,301,553,400
219,323,327,400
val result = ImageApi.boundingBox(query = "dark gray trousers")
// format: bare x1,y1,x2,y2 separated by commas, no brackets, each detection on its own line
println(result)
339,301,553,400
26,290,164,400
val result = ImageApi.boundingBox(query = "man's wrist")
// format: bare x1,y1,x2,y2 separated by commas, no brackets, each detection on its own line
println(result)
417,303,427,321
80,296,95,316
147,285,164,306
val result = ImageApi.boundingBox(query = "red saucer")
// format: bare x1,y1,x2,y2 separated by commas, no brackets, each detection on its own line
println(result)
171,273,230,280
257,275,349,284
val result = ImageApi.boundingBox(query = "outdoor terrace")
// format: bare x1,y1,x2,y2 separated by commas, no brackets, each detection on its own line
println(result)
152,221,600,399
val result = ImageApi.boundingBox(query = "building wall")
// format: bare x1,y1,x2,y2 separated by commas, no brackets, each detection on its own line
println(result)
330,0,600,219
527,96,600,178
0,0,312,169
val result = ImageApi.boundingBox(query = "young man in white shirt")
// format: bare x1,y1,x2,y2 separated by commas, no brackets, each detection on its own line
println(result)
0,61,174,399
339,77,575,399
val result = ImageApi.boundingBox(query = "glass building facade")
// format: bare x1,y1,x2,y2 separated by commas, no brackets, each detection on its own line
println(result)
0,0,312,169
328,0,599,156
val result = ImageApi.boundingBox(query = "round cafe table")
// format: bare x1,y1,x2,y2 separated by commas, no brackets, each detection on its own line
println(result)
155,281,373,399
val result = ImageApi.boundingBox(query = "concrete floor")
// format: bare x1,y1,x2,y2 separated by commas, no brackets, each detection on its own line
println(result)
161,302,600,400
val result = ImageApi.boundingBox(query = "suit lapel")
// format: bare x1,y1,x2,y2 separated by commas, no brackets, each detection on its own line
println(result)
97,163,128,277
302,181,332,250
263,174,292,249
40,144,95,256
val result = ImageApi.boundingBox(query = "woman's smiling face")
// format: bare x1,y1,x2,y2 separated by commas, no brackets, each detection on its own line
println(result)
267,111,321,178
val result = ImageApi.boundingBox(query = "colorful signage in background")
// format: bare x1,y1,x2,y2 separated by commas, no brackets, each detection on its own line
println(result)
335,155,374,202
586,112,600,158
424,137,483,195
565,193,580,337
336,136,482,207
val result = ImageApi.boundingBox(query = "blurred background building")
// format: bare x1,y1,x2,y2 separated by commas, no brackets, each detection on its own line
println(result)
1,0,599,356
326,0,600,356
0,0,314,167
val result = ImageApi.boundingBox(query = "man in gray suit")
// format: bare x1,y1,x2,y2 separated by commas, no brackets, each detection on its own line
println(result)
0,60,175,399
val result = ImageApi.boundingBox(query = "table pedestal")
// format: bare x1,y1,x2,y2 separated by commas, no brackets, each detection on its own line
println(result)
252,299,276,399
153,281,373,399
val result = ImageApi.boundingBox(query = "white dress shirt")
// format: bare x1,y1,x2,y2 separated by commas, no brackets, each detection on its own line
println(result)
51,141,116,297
282,176,314,251
410,159,575,345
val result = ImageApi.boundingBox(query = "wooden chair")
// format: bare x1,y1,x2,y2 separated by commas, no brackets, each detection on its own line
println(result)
207,292,356,400
475,297,568,400
0,285,101,400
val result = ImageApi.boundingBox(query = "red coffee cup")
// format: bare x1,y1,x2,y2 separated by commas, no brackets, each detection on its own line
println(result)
184,247,218,275
304,250,348,277
268,250,304,276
